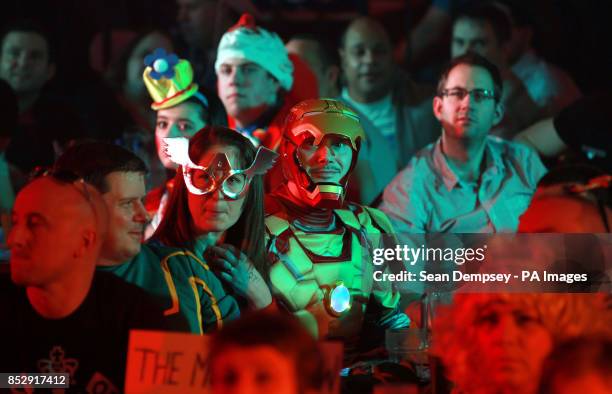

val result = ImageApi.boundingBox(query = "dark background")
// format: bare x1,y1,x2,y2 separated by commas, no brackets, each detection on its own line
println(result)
2,0,610,96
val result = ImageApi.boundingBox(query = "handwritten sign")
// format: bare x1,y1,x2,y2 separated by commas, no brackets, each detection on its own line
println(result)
125,331,345,394
125,330,211,394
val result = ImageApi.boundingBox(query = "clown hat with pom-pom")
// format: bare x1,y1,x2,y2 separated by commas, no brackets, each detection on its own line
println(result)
142,48,202,110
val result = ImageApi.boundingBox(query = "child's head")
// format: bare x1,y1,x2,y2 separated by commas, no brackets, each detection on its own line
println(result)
209,312,323,394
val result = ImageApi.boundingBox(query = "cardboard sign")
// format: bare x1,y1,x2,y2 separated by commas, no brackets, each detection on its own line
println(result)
319,341,344,394
125,330,211,394
125,331,345,394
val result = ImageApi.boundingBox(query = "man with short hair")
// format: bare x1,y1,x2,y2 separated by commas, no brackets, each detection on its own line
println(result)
215,14,317,150
0,21,55,113
286,34,340,98
451,4,542,138
339,17,440,177
0,175,170,392
55,142,241,333
0,20,82,173
381,53,547,233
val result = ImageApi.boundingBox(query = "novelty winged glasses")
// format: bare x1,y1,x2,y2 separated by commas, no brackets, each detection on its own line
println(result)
164,137,278,199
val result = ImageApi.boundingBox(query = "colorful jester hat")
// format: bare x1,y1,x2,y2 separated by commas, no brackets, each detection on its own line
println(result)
142,48,203,110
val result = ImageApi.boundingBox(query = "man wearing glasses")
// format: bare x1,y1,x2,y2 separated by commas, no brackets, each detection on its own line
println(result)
380,53,547,233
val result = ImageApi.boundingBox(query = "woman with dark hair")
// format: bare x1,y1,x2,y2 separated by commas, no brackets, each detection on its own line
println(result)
152,125,275,309
140,47,228,236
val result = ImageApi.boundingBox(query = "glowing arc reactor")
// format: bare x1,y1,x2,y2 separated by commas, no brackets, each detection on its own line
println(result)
329,283,351,314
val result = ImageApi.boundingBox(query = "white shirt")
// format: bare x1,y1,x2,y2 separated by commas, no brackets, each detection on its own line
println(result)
341,88,396,146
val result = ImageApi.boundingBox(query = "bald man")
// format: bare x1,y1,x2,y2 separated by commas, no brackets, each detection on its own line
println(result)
0,176,175,392
338,17,439,185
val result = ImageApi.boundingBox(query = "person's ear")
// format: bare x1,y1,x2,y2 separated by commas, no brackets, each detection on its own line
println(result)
492,101,505,126
433,96,444,121
75,228,97,258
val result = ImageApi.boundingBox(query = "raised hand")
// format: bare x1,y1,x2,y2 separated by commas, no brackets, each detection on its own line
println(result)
207,244,272,309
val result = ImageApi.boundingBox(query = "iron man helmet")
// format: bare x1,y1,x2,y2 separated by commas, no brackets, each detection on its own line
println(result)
281,99,365,208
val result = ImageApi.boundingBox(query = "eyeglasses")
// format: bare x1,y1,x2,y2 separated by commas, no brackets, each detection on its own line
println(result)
439,88,498,103
163,137,277,200
183,152,254,200
29,166,94,212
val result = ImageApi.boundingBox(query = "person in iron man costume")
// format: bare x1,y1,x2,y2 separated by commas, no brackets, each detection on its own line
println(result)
265,98,410,354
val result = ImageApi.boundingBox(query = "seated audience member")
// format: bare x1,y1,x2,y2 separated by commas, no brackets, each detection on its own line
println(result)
502,1,581,115
141,48,226,235
286,32,396,205
538,336,612,394
54,141,240,333
153,126,274,310
339,17,439,171
381,53,547,233
265,99,409,352
0,174,172,392
209,311,324,394
514,93,612,172
519,165,611,233
432,293,612,394
0,20,84,173
106,31,175,191
286,33,340,99
451,3,542,138
215,13,318,150
107,30,174,133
